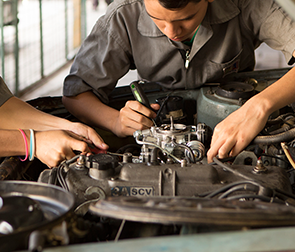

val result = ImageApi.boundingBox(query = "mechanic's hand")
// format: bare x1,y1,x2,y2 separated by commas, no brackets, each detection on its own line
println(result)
34,130,98,168
114,100,160,137
67,122,109,151
207,98,269,163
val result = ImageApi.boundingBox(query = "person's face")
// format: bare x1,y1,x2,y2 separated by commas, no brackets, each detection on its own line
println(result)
144,0,214,42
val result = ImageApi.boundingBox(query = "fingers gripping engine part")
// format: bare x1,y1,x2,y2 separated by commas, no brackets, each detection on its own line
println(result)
133,119,208,164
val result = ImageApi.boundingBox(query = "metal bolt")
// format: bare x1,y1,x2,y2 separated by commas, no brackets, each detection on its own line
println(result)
75,155,86,170
181,159,187,167
123,152,132,163
253,159,268,174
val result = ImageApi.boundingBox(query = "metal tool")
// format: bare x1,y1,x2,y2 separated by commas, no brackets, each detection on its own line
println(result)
130,81,157,126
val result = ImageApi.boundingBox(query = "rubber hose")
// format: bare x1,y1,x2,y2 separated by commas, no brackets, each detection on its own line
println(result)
253,127,295,144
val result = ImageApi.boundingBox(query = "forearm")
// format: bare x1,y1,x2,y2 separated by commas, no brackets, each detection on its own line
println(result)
62,91,119,133
0,97,71,130
255,51,295,114
0,129,29,157
249,67,295,116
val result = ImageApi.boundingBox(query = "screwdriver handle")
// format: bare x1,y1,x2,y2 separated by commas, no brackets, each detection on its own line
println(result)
130,81,152,109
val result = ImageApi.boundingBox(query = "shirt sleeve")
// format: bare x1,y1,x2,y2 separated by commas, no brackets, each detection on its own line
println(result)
63,4,134,104
0,77,13,107
239,0,295,63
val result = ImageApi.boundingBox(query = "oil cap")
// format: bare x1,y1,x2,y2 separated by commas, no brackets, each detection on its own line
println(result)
86,154,119,170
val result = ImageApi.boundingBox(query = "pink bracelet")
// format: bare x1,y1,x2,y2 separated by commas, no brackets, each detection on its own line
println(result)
18,129,29,161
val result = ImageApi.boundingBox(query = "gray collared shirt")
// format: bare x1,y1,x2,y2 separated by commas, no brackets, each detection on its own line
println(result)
63,0,295,104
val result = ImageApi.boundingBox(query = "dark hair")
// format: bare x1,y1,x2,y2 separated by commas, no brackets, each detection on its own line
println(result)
158,0,202,9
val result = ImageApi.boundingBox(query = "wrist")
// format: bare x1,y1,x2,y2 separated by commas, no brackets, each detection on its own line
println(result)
60,119,76,131
247,93,274,119
112,114,126,137
29,129,35,161
18,129,29,161
21,129,36,161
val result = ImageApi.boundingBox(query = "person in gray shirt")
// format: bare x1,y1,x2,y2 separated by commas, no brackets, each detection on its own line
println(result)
62,0,295,163
0,77,108,168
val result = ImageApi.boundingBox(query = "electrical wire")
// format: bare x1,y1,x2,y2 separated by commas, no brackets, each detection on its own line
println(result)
225,194,284,204
218,184,258,199
56,155,80,191
274,188,295,201
260,153,290,165
155,94,171,123
57,165,69,191
202,180,263,199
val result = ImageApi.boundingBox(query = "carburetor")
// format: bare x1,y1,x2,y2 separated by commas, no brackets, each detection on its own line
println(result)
133,118,210,164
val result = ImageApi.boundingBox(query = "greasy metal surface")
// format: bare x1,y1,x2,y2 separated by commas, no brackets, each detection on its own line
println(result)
39,154,292,209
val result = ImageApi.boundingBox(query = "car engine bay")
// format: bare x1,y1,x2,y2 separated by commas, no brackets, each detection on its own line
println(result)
1,68,295,251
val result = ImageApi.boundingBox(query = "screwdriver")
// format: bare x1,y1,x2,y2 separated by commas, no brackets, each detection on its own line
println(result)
129,81,157,126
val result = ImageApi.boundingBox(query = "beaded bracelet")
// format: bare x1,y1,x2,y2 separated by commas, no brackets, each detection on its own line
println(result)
18,129,29,162
29,129,35,161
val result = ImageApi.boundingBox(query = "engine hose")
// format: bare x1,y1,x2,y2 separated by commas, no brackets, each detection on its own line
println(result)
252,127,295,144
267,124,290,135
266,117,295,135
265,113,294,126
